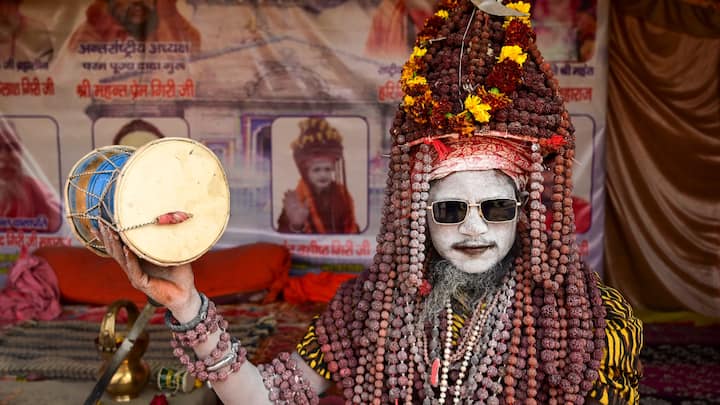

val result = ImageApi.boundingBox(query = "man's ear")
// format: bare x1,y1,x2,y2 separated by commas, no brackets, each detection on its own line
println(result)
518,191,530,207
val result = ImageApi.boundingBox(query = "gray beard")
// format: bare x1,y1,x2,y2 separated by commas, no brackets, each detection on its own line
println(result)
419,254,513,325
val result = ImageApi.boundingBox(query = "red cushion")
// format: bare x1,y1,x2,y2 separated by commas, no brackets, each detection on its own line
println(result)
33,243,291,306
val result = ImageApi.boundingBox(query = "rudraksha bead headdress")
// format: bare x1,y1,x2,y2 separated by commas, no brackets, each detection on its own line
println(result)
312,1,607,403
290,117,348,189
291,117,344,164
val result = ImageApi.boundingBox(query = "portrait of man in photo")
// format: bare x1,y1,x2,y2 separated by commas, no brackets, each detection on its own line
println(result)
0,119,61,233
67,0,201,52
275,117,362,235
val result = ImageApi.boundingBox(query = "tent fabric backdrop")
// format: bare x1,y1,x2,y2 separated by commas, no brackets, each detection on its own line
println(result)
604,0,720,316
0,0,612,286
619,0,720,38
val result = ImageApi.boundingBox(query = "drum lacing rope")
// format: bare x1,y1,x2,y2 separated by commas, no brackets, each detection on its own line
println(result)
67,163,124,250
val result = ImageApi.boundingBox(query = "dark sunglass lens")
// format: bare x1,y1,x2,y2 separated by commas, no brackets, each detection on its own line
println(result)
481,199,517,221
433,200,468,224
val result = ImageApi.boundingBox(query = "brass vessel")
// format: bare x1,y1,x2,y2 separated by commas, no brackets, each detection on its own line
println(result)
96,300,150,402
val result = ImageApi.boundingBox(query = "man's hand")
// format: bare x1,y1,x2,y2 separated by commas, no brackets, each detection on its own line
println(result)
95,222,198,318
282,190,310,232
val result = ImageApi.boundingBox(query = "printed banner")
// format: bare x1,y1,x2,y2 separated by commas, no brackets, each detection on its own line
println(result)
0,0,609,286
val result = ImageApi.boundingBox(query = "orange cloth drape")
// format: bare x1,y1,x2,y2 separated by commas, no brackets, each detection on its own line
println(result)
283,272,357,304
295,179,359,234
603,0,720,316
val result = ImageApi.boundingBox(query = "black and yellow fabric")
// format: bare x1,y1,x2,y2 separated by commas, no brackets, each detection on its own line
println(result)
587,282,644,405
296,315,331,380
297,281,643,404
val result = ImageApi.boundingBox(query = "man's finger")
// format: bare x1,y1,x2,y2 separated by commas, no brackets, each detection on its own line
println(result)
105,228,122,260
121,246,149,290
98,223,115,257
90,228,100,243
102,223,126,261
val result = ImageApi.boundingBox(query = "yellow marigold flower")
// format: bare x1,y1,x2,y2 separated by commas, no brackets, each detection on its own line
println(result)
435,10,449,19
464,95,492,123
506,1,530,14
401,65,415,82
503,2,532,28
406,75,427,87
456,114,476,136
498,45,527,65
411,46,427,59
403,95,415,107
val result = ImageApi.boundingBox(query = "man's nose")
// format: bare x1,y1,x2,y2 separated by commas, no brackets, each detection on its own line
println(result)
458,206,488,235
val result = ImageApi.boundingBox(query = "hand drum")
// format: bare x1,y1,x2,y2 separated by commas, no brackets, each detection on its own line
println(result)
65,138,230,266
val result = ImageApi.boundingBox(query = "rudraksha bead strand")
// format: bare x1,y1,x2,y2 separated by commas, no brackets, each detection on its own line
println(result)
258,352,319,405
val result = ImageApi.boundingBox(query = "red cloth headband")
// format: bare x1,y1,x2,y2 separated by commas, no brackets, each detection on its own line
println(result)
428,136,532,189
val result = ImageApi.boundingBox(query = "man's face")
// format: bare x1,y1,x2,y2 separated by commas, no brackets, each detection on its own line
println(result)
428,170,518,274
305,157,335,191
109,0,157,35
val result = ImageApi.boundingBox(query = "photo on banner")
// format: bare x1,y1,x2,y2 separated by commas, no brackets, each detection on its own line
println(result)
0,0,611,275
271,116,368,235
0,115,63,286
0,116,62,234
530,0,598,62
0,0,55,66
66,0,202,54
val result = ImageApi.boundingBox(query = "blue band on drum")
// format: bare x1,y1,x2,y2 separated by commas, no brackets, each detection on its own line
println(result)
86,152,130,230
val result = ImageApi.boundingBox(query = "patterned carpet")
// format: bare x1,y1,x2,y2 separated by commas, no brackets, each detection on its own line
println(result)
639,321,720,404
252,301,326,364
0,303,277,381
4,303,718,404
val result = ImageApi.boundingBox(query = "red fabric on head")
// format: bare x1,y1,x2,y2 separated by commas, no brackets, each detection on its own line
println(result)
429,137,532,189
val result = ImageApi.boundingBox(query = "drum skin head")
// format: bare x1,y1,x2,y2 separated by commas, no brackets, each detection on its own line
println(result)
114,138,230,266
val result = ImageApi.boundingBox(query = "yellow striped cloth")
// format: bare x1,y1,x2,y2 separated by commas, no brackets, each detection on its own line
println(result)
297,281,643,404
587,282,644,405
297,319,331,380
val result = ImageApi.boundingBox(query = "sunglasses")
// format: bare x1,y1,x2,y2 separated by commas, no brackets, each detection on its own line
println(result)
426,198,521,224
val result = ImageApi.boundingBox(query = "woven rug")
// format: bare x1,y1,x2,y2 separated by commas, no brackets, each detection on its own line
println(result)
639,321,720,404
0,309,276,381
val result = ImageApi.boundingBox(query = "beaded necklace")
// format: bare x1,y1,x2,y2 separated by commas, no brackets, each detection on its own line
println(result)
418,270,515,404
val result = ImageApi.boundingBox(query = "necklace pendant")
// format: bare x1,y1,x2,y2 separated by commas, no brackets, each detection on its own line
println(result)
430,357,441,387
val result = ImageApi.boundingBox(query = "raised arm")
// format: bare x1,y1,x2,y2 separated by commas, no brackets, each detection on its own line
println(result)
96,223,331,404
